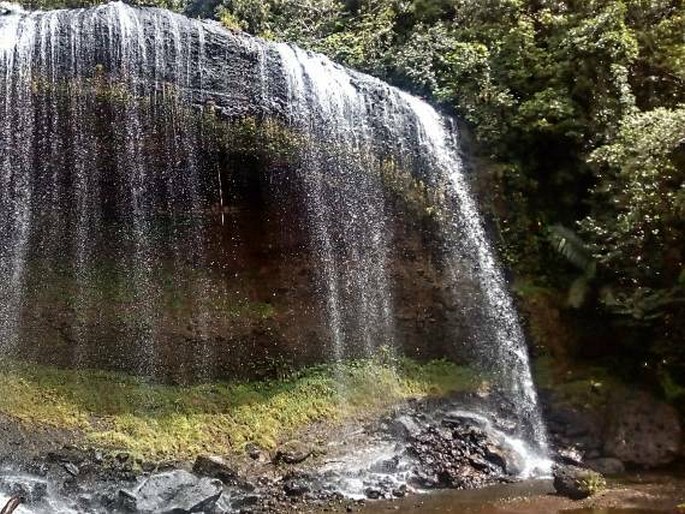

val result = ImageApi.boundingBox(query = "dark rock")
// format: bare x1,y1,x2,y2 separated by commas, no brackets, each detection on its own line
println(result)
388,415,423,439
392,485,407,498
556,446,585,466
118,489,138,512
229,493,259,510
192,455,237,484
407,419,506,489
62,477,80,494
115,452,132,463
364,487,382,499
283,475,310,497
244,443,263,461
273,441,313,465
585,457,625,475
603,390,682,468
63,462,80,476
484,443,524,475
46,446,87,465
553,464,606,500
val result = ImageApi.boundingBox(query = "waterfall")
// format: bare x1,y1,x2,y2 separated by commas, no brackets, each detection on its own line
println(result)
0,1,548,455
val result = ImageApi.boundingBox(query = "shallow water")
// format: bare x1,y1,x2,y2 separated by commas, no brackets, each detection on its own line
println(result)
359,479,675,514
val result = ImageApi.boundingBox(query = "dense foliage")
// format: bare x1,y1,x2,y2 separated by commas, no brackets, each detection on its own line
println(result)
12,0,685,394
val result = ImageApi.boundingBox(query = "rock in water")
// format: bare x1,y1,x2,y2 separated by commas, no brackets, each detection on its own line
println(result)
128,470,223,513
282,472,313,497
553,464,605,500
603,390,681,468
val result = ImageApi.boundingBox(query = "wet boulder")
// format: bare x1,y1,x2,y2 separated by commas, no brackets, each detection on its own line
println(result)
553,464,605,500
122,470,223,513
282,472,313,497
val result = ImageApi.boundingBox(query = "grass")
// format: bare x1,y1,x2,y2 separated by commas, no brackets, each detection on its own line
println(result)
0,357,476,462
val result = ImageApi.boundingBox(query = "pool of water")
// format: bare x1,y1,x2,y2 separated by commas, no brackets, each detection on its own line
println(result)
358,479,677,514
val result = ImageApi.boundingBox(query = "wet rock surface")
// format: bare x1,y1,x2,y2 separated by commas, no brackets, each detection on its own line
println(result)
0,397,535,513
3,385,680,513
121,470,223,513
552,464,605,500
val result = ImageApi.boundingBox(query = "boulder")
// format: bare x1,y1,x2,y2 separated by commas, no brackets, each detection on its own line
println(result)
603,390,682,468
484,443,525,476
192,455,237,484
553,464,605,500
388,415,423,440
585,457,625,475
548,405,601,439
126,470,223,513
273,441,312,465
282,472,312,497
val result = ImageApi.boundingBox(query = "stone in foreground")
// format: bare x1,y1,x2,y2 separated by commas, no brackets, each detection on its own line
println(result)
553,464,606,500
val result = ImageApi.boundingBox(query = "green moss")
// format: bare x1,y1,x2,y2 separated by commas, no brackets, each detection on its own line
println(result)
579,472,607,496
0,357,475,461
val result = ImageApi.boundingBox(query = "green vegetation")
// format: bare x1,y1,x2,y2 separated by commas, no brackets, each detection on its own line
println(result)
0,358,476,461
579,471,607,496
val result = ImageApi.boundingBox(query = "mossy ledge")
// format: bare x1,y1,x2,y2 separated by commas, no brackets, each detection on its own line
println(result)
0,357,476,462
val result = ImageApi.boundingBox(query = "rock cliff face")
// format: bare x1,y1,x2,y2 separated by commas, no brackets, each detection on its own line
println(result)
0,2,487,382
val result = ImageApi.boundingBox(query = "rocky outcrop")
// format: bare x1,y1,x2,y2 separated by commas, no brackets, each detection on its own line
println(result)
603,390,682,468
120,470,223,513
406,413,514,490
543,384,683,471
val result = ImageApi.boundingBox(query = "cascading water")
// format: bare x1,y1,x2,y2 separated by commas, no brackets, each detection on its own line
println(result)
0,0,549,492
